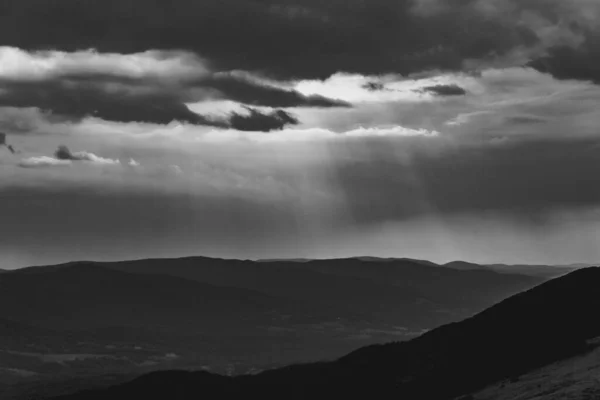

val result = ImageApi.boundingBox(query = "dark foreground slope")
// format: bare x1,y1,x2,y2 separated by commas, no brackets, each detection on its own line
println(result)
52,267,600,400
470,342,600,400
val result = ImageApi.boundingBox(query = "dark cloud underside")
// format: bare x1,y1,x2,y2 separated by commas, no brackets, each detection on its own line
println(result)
37,71,349,110
228,108,299,132
420,84,467,96
0,131,15,153
55,145,76,160
0,80,301,130
1,0,597,81
528,44,600,84
201,76,351,108
0,80,215,125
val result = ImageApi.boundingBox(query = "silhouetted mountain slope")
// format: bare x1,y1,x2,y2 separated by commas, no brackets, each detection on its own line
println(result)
105,257,423,324
299,258,538,310
442,260,587,278
52,267,600,400
440,260,590,278
0,263,329,332
350,256,440,267
0,256,543,397
0,318,61,347
484,263,584,278
1,263,368,397
103,256,540,328
259,256,588,279
328,266,600,398
444,260,487,271
470,342,600,400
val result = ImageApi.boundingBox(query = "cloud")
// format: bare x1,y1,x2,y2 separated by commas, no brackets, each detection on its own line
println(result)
1,2,600,268
0,107,69,134
0,79,310,131
419,84,467,96
445,111,493,127
54,145,120,165
362,81,387,91
169,165,183,175
411,0,600,81
2,67,599,265
205,125,439,142
0,0,598,82
0,79,222,126
17,145,121,168
0,47,349,129
0,132,16,154
228,107,299,132
528,44,600,84
202,73,352,108
19,156,72,168
0,47,208,82
0,77,345,130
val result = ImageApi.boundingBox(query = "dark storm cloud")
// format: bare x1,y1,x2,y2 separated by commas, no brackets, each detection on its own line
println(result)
228,108,299,132
0,132,15,154
55,145,77,161
0,0,596,132
60,71,349,109
53,145,117,164
202,75,351,108
362,82,388,92
411,0,600,83
0,79,219,126
528,44,600,84
419,84,467,96
329,137,600,226
0,78,305,131
1,0,598,82
0,42,351,128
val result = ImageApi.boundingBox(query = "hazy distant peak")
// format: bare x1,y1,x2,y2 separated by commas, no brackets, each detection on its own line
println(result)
444,261,485,270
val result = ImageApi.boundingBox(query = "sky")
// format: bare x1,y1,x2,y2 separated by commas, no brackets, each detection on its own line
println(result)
1,0,600,268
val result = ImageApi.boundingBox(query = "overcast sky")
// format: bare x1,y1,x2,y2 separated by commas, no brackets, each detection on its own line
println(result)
1,0,600,268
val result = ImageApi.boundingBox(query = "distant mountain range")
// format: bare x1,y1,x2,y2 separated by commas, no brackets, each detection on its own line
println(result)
482,263,588,278
261,256,588,278
51,267,600,400
0,256,545,399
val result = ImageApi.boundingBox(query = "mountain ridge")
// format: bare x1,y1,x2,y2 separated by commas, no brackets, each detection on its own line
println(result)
0,256,561,400
50,267,600,400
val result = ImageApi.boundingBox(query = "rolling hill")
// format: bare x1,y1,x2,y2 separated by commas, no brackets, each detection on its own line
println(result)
0,256,544,399
104,256,541,326
50,267,600,400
